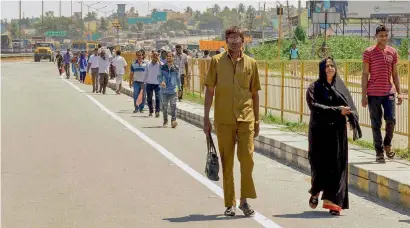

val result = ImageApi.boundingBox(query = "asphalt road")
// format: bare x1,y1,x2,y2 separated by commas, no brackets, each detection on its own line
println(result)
2,61,410,228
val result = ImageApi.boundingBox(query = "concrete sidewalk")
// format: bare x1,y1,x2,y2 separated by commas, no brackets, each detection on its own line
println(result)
107,79,410,209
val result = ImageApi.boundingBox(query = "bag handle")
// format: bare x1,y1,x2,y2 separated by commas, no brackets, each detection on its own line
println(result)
207,133,217,155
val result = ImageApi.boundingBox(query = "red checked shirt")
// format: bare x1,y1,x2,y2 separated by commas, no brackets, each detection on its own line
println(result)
363,45,398,96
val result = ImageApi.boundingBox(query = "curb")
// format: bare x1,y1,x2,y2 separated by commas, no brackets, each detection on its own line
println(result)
107,80,410,209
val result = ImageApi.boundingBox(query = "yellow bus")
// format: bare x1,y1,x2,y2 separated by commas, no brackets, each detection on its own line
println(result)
71,40,87,52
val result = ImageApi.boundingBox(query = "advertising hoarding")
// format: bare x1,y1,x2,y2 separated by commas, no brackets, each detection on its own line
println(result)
308,1,410,18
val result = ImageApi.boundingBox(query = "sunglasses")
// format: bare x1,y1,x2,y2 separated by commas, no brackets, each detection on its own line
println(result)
227,37,242,43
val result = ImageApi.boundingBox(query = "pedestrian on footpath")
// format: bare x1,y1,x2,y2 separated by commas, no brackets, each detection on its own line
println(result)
306,58,362,216
87,49,100,93
289,43,300,77
78,51,87,83
71,52,79,80
159,51,181,128
174,44,188,101
98,50,110,94
203,26,260,217
55,50,63,75
145,51,162,117
63,49,71,79
141,49,149,110
112,50,127,94
129,50,148,113
361,25,402,163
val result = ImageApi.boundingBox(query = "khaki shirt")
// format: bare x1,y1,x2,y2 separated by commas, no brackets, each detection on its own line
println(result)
204,52,261,124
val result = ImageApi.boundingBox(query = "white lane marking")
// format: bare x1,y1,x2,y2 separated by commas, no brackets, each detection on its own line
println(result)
63,78,282,228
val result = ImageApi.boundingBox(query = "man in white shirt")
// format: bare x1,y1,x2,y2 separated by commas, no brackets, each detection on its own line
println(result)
112,50,128,94
98,50,111,94
145,51,162,117
174,44,188,101
87,48,100,93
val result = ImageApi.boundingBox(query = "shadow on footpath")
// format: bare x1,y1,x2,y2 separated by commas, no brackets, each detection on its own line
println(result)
163,214,244,222
273,211,336,219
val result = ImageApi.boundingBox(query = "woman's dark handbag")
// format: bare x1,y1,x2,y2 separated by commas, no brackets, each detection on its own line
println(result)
205,133,220,181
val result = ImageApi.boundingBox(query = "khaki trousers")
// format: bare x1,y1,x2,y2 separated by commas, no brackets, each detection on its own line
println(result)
215,121,257,207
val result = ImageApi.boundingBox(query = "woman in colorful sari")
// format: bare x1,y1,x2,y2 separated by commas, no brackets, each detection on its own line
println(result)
306,58,362,216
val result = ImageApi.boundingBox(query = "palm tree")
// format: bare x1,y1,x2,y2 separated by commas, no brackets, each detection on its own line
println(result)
238,3,245,14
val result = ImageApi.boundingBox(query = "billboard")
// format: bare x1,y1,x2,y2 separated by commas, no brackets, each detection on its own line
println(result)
308,1,410,18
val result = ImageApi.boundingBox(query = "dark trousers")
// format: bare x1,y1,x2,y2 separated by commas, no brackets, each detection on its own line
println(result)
80,71,86,82
368,95,396,155
146,83,161,113
64,63,70,77
179,74,185,100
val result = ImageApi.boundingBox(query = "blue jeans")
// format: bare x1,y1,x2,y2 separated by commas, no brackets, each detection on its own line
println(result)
146,84,161,113
133,81,145,111
162,92,177,121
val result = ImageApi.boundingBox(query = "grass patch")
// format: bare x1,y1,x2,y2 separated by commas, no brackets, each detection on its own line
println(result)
261,113,309,133
184,91,205,104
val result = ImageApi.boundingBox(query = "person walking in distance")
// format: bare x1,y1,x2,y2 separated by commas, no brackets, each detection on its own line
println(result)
98,50,110,94
174,44,188,101
129,50,148,113
112,50,127,94
146,51,162,117
290,43,300,76
63,49,71,79
203,26,260,217
159,52,181,128
55,50,63,75
78,51,87,83
87,49,100,93
362,25,402,163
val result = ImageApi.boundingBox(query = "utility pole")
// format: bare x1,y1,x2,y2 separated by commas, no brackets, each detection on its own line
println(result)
286,0,292,39
298,0,301,26
59,0,62,18
277,6,283,60
262,2,266,43
19,0,21,53
42,0,44,37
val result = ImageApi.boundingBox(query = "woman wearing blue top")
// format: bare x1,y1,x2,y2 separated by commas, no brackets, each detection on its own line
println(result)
78,52,88,83
158,51,181,128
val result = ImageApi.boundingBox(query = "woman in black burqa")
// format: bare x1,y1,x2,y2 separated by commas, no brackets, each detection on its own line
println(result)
306,58,362,215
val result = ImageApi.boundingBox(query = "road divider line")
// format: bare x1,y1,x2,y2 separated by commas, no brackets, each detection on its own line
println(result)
62,78,282,228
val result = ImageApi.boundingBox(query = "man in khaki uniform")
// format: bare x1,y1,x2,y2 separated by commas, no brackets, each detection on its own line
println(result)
203,26,261,217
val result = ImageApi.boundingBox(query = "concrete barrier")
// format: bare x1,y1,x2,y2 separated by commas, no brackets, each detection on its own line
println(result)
1,53,33,60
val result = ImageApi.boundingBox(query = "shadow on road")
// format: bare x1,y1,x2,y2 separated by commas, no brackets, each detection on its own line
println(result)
399,219,410,224
142,126,165,129
163,214,244,222
272,211,335,219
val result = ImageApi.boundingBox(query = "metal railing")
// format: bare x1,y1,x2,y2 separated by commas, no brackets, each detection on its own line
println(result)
122,53,410,148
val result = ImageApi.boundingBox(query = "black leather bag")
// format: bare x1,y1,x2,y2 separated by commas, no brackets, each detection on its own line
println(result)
205,133,220,181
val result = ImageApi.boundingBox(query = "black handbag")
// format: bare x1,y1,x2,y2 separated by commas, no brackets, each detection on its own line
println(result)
205,133,220,181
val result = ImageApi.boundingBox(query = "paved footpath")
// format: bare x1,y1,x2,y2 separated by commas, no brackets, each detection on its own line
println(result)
2,61,410,228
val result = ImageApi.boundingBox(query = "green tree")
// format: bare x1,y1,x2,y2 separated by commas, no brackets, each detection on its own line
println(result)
212,4,221,16
238,3,246,14
10,22,18,38
99,17,108,31
294,25,306,43
84,12,97,22
185,6,193,14
160,19,187,31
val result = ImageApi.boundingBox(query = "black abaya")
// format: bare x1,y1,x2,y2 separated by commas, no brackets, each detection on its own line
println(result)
305,58,361,210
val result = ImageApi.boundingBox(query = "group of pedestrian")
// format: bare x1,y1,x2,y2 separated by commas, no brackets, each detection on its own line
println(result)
128,48,182,128
201,24,401,217
86,45,114,94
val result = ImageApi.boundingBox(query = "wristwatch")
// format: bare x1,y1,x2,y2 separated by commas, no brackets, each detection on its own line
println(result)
255,120,260,124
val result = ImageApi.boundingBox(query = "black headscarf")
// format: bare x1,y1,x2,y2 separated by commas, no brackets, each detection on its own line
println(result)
318,58,362,140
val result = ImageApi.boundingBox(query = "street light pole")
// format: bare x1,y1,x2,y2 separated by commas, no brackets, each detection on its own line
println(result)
19,0,21,53
42,0,44,38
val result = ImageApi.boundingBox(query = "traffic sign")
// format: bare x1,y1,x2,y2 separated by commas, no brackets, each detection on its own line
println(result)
45,31,67,37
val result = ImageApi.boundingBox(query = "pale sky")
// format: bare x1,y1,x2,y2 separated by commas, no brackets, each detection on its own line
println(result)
0,0,304,20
